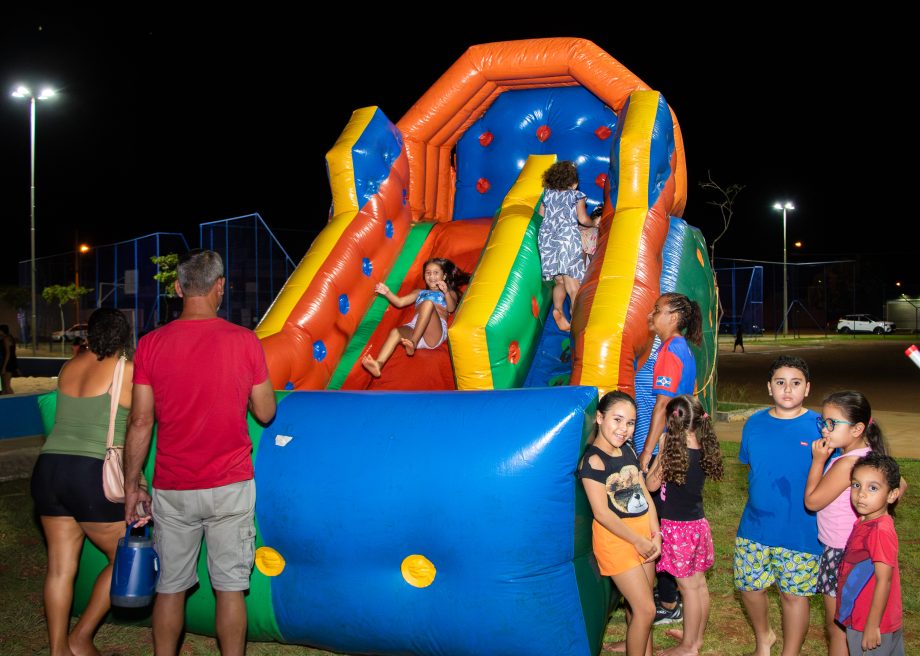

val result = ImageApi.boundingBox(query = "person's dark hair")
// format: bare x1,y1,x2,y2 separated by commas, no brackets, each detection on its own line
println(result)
597,390,636,414
590,205,604,220
768,354,810,382
853,451,901,514
542,160,579,191
659,293,702,346
0,324,9,335
424,258,471,296
87,308,131,360
823,390,888,455
177,249,224,297
661,395,723,485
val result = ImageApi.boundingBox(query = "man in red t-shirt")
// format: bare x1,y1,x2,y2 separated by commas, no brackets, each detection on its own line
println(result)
124,249,276,656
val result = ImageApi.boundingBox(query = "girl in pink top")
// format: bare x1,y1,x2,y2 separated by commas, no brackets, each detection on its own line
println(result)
804,391,890,656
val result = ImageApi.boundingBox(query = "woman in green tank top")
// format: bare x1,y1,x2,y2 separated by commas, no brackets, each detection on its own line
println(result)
30,308,135,656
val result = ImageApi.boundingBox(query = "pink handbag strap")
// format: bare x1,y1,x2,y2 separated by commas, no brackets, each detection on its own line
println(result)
106,355,127,450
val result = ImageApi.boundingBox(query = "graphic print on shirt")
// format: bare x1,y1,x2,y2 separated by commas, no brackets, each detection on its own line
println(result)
606,464,649,515
655,375,673,388
838,558,874,623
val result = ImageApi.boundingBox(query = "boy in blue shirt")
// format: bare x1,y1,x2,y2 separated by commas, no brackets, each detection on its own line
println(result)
734,355,822,656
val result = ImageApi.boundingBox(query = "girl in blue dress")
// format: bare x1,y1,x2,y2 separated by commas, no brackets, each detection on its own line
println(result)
537,161,594,331
362,258,469,377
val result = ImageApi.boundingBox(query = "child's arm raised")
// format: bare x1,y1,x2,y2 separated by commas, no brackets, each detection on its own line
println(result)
575,198,593,227
435,280,460,313
375,282,419,308
804,438,854,511
860,561,893,651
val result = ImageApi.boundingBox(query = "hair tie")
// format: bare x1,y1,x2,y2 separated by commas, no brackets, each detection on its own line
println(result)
702,412,709,420
868,417,875,426
671,409,679,417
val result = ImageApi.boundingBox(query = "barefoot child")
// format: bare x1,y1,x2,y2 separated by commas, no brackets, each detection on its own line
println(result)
578,391,661,656
805,391,897,656
537,160,593,331
362,258,469,377
837,452,904,655
734,355,822,656
646,395,722,656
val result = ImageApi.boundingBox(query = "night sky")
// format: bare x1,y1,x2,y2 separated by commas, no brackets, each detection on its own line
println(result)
1,10,914,293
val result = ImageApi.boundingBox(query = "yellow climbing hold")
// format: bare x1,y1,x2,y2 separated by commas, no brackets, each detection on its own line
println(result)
696,248,704,268
255,546,286,577
401,554,436,588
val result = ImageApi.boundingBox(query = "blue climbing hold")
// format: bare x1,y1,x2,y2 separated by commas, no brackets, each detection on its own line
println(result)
313,341,327,362
338,294,350,314
385,221,394,238
362,258,373,277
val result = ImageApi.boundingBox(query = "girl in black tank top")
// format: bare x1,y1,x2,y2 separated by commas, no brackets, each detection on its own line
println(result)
645,394,723,655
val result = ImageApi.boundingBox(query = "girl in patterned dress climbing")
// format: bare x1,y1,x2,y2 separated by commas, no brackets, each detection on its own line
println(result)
537,160,594,331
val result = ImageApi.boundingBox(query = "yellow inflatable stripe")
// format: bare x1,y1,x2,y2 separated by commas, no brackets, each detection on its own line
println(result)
255,108,377,338
450,154,555,389
327,107,378,215
581,92,660,387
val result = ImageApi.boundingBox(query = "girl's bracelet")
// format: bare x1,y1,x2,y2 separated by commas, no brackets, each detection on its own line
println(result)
650,530,661,539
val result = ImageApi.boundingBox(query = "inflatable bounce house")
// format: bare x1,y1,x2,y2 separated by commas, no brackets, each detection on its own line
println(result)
64,38,717,655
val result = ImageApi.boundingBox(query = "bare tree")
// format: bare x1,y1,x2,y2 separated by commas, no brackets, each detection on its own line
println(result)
700,171,744,263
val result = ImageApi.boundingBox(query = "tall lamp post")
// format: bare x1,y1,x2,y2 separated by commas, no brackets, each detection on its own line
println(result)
75,242,90,324
12,85,56,354
773,201,795,337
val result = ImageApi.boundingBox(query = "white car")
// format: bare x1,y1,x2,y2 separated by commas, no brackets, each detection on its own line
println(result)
51,323,89,342
836,314,895,334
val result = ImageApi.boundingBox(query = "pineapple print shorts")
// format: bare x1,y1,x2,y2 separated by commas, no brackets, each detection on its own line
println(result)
733,537,818,596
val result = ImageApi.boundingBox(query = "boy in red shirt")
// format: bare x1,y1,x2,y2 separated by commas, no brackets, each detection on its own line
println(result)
836,452,903,655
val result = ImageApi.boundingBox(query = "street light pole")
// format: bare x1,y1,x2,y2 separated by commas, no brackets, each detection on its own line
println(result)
773,201,795,337
12,85,56,354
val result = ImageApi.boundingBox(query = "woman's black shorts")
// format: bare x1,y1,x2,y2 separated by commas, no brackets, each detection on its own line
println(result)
31,453,125,522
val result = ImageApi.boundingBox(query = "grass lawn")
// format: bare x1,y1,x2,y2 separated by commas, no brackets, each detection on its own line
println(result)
1,443,916,655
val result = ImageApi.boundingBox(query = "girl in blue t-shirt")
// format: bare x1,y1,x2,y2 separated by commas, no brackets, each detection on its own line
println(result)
362,258,469,377
646,394,723,656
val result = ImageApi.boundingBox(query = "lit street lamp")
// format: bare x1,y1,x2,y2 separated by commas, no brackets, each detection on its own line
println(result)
75,242,90,324
12,84,56,354
773,201,795,337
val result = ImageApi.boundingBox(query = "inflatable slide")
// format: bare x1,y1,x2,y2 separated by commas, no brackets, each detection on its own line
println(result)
65,38,717,656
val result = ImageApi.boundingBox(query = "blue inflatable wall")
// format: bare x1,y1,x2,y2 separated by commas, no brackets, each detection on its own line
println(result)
255,386,608,655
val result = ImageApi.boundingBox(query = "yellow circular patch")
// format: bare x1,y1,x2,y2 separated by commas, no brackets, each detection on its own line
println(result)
401,554,436,588
255,546,286,577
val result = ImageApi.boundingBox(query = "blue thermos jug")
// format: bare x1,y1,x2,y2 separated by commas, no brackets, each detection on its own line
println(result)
110,522,159,607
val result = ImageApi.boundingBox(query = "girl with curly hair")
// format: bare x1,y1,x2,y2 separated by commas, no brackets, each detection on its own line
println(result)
536,160,594,331
646,394,722,656
30,308,135,656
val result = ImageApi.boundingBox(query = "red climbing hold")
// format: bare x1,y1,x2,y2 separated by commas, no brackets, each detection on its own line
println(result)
536,125,551,142
531,296,540,318
508,341,521,365
476,178,491,194
595,173,608,189
479,131,494,147
595,125,612,140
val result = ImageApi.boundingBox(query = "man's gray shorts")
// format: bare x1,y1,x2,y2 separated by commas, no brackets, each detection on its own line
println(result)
152,479,256,593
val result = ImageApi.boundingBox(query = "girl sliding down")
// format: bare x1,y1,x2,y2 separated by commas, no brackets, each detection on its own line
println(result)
362,258,469,377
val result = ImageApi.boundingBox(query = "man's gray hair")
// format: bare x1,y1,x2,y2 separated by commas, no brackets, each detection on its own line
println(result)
177,249,225,297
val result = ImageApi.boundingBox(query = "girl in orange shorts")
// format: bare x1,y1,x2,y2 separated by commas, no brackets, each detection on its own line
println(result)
578,391,661,656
